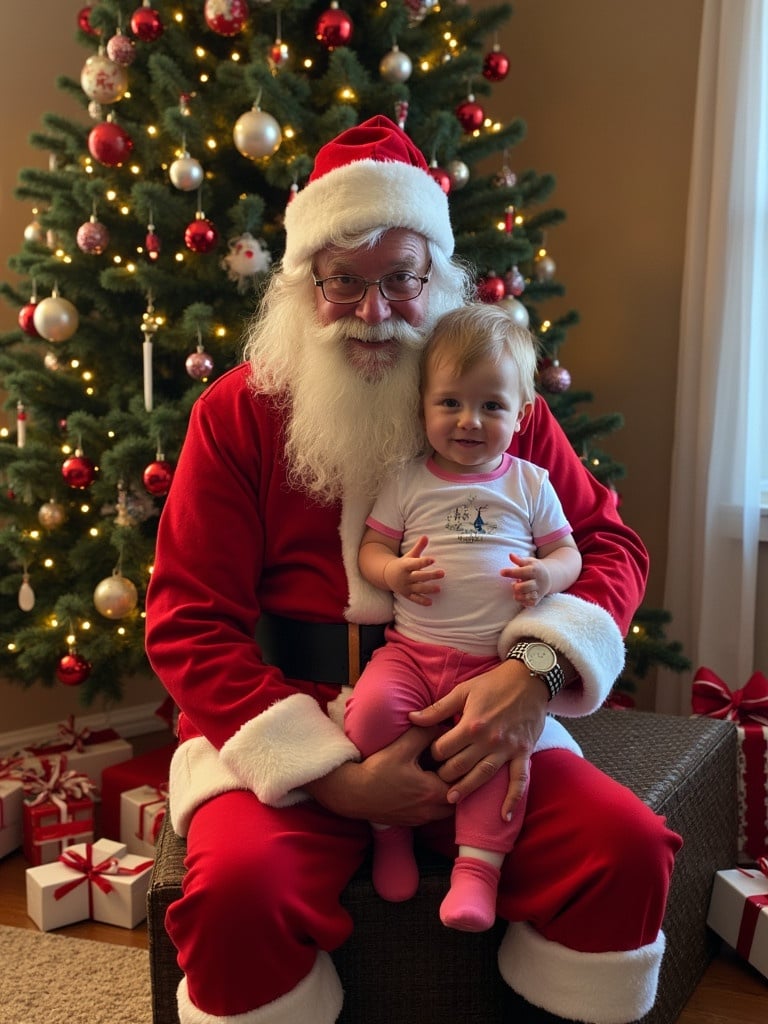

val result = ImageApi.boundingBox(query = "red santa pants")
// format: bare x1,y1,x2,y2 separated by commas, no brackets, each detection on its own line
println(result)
166,748,681,1019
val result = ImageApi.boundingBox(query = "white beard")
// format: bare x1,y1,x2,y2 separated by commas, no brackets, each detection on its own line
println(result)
284,317,426,503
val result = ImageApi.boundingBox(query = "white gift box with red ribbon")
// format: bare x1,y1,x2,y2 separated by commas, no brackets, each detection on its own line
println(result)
707,859,768,978
22,715,133,793
0,756,25,859
25,838,154,932
120,784,167,858
691,667,768,862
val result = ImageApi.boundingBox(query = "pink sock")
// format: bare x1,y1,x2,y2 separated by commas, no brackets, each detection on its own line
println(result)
439,855,501,932
371,826,419,902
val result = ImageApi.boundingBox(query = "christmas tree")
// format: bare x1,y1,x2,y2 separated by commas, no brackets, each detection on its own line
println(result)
0,0,687,706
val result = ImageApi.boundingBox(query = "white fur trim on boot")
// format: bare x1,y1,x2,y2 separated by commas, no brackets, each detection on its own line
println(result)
498,921,666,1024
497,593,625,716
176,951,343,1024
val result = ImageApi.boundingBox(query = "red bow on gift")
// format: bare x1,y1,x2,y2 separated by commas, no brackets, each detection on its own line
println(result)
57,714,92,753
0,755,24,781
54,844,153,917
20,757,97,810
691,667,768,726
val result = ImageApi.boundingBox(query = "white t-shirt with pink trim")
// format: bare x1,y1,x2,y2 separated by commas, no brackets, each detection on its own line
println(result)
366,452,573,655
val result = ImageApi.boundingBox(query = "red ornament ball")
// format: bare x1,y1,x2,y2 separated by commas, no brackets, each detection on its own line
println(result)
186,349,215,380
482,48,510,82
315,5,354,49
76,218,110,255
78,5,99,36
184,217,219,254
88,121,134,167
455,99,485,133
130,5,163,41
56,651,92,686
204,0,248,36
476,275,506,303
143,459,175,496
18,301,39,337
539,362,572,393
62,453,97,489
428,166,451,195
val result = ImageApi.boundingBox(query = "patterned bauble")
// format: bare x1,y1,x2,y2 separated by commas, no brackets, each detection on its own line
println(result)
106,30,137,66
76,216,110,255
539,361,572,394
18,301,39,336
233,107,282,159
94,573,138,618
56,651,92,686
88,120,134,166
130,4,163,42
81,53,128,104
169,153,204,191
456,98,485,133
447,160,470,190
221,232,271,290
38,499,67,529
380,45,412,84
184,215,219,253
504,266,525,297
476,275,506,303
62,452,97,489
33,293,79,343
143,459,175,496
499,296,530,327
204,0,248,36
185,348,215,380
315,3,353,49
482,47,510,83
428,165,451,195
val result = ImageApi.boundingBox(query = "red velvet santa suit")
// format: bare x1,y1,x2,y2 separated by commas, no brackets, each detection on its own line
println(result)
145,361,681,1024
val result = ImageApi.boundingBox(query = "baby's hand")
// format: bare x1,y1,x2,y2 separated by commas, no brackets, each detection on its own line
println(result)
500,552,550,608
386,535,444,607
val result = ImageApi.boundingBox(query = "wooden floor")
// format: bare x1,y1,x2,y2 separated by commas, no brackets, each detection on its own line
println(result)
2,733,766,1022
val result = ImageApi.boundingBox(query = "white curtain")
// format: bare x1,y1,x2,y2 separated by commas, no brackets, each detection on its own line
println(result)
657,0,767,715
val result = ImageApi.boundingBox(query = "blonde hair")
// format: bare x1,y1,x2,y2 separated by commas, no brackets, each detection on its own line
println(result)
422,302,540,406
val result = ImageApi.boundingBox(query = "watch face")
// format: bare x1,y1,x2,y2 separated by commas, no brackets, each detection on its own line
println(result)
526,643,557,674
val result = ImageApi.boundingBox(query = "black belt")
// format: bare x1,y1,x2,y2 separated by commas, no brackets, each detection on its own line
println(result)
256,612,387,686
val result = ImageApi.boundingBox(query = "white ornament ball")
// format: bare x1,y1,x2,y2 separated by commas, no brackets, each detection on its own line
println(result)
93,573,138,619
24,219,45,244
447,159,470,190
33,295,80,343
80,53,128,104
169,154,204,191
499,296,530,328
380,46,413,83
233,108,282,160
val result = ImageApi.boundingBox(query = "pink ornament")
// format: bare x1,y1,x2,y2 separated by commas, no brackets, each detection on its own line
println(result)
204,0,248,36
62,453,97,489
130,5,163,41
428,165,451,195
143,459,175,496
539,362,572,394
184,216,219,254
88,121,134,166
316,4,354,49
504,266,525,297
76,217,110,255
186,348,215,380
482,47,510,83
476,275,506,303
18,301,39,336
56,651,92,686
107,31,137,66
456,99,485,133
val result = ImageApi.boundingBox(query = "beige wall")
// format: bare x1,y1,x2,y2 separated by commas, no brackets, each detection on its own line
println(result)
1,0,741,730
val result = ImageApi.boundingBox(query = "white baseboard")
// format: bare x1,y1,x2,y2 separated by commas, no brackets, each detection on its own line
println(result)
0,701,170,755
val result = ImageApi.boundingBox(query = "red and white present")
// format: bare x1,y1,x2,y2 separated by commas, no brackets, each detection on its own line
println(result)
0,756,25,859
707,859,768,978
120,784,167,858
26,838,154,931
100,742,175,841
691,667,768,862
23,715,133,792
20,758,97,865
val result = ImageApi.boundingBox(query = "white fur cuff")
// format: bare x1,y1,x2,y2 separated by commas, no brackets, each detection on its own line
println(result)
498,921,666,1024
497,593,625,715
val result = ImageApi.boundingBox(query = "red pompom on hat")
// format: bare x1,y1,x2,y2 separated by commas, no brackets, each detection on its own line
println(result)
283,115,454,272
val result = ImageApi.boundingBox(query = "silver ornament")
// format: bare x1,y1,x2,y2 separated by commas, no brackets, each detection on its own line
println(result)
33,293,79,343
380,45,412,84
233,107,282,160
38,499,67,529
447,160,470,190
499,296,530,328
93,572,139,619
169,154,205,191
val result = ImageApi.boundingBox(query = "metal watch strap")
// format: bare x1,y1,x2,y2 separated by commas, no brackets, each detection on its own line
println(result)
505,641,566,701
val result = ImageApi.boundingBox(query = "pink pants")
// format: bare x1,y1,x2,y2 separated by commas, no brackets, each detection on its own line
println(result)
167,748,681,1017
344,631,528,851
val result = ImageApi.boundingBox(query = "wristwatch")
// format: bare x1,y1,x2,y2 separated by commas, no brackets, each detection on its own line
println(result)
505,641,565,701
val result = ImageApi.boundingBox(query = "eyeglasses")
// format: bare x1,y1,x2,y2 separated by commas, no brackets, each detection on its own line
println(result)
313,266,431,305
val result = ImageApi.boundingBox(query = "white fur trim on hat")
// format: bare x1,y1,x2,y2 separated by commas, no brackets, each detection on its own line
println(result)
176,950,343,1023
283,157,453,272
497,592,625,715
498,921,666,1024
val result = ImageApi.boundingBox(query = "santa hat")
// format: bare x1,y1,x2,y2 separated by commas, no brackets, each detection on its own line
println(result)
282,115,454,272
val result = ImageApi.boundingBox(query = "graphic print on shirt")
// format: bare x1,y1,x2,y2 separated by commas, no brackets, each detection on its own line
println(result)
444,492,499,541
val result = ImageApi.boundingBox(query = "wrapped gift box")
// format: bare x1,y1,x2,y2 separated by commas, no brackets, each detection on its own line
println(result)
707,864,768,978
0,777,24,859
24,716,133,793
23,796,95,866
120,785,167,858
26,838,153,931
691,668,768,861
100,742,175,841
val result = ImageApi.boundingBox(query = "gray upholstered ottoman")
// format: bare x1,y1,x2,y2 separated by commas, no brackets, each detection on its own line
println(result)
147,710,736,1023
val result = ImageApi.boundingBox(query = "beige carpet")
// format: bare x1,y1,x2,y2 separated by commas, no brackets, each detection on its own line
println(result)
0,924,152,1023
